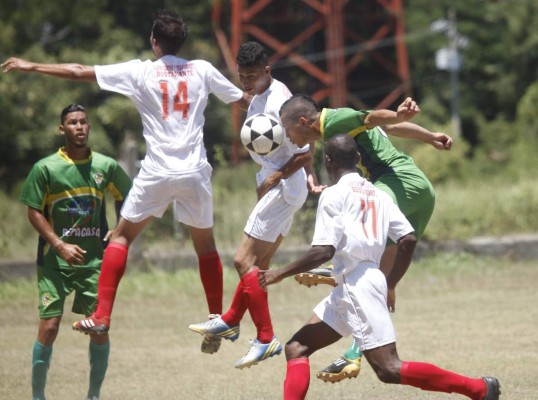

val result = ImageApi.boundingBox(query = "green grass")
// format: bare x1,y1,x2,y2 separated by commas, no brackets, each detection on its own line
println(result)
3,161,538,260
1,254,537,399
426,176,538,241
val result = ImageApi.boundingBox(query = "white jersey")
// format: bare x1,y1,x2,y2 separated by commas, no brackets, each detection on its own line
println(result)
247,78,309,171
95,56,243,175
246,78,309,206
312,173,413,280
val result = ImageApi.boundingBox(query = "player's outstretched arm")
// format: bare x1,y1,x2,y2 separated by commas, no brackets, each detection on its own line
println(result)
258,245,335,289
385,234,416,289
1,57,96,82
383,122,453,150
304,145,327,195
364,97,420,128
385,233,416,312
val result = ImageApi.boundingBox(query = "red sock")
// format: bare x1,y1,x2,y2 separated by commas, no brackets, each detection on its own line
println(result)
284,358,310,400
242,268,274,343
400,361,487,399
198,251,223,315
221,281,247,326
94,242,128,319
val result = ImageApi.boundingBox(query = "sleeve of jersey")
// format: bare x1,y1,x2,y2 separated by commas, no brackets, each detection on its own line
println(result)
311,191,343,248
95,60,143,97
106,162,132,201
205,62,243,103
19,165,48,210
386,200,414,243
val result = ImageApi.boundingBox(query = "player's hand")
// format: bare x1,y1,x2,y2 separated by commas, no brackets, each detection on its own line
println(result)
56,242,87,266
257,173,281,200
396,97,420,122
430,132,453,150
309,185,327,194
103,229,114,242
257,269,283,289
1,57,33,73
387,287,396,313
307,174,327,194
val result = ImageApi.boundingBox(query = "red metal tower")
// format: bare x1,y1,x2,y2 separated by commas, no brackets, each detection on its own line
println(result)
213,0,411,160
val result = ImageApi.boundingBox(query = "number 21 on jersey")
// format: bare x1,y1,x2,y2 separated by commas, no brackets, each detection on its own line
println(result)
160,81,189,120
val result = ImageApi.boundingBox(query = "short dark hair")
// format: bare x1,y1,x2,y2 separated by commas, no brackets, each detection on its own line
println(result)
236,41,268,67
60,104,86,124
325,134,360,169
152,9,187,55
279,94,320,126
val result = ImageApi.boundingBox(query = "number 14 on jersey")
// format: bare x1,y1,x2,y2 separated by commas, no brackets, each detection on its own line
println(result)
160,81,189,120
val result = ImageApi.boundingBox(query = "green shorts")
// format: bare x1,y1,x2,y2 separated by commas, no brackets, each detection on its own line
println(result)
37,264,100,319
374,169,435,241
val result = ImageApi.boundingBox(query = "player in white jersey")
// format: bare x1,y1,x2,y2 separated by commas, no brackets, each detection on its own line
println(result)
189,41,321,368
258,134,500,400
2,10,251,351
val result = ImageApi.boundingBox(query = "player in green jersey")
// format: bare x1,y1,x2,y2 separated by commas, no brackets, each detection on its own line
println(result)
19,104,131,400
279,94,452,383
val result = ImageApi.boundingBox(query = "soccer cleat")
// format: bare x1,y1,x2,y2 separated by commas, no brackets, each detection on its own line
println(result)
189,316,240,342
201,334,222,354
316,356,361,383
234,337,282,369
72,314,110,335
482,376,501,400
200,314,223,354
295,264,337,287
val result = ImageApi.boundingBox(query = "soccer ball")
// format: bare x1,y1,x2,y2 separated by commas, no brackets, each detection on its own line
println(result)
240,113,284,156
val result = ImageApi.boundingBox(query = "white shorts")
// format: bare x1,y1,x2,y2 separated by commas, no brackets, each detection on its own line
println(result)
121,163,214,229
244,182,303,243
313,264,396,351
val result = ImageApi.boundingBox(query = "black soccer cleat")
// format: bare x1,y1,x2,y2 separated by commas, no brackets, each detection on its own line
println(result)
482,376,501,400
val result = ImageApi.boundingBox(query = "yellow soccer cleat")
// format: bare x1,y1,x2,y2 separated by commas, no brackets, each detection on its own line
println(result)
295,264,336,287
316,356,361,383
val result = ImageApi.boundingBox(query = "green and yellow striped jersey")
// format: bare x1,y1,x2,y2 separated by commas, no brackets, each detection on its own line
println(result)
320,107,419,182
20,148,131,269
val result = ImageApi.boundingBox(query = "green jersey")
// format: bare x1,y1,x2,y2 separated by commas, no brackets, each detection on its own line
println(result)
320,107,435,239
20,148,131,269
320,107,419,182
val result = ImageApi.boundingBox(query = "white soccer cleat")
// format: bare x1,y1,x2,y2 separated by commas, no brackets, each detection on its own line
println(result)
234,337,282,369
189,316,240,342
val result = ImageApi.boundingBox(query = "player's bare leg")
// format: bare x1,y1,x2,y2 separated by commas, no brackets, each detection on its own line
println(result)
256,234,284,270
284,315,342,398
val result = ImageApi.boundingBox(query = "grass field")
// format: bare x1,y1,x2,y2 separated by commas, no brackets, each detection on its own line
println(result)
1,253,537,399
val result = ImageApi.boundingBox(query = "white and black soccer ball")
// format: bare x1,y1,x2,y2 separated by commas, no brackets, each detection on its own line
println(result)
240,113,284,156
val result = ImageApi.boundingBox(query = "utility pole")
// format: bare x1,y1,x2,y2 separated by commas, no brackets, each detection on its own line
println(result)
431,8,468,137
447,9,461,137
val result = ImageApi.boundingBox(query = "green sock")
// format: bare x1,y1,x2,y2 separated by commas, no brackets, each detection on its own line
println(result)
87,339,110,399
32,341,53,400
342,339,362,360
